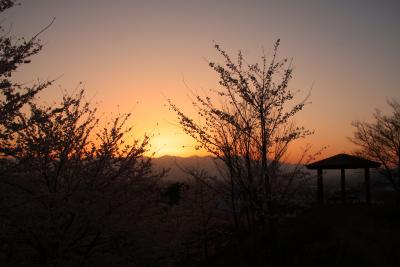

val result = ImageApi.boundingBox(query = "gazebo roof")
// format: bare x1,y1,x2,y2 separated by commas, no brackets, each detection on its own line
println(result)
306,153,381,170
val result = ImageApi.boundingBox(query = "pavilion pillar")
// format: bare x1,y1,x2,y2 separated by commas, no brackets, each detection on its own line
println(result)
365,168,371,205
341,168,346,204
317,169,323,204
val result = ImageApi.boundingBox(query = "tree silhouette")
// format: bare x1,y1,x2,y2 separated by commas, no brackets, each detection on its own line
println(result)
168,40,312,240
0,0,53,153
0,89,163,266
351,99,400,203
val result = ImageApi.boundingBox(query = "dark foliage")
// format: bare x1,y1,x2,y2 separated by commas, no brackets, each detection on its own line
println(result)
0,89,163,266
0,0,53,149
351,99,400,202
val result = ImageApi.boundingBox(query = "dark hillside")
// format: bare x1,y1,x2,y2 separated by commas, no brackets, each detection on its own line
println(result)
200,205,400,267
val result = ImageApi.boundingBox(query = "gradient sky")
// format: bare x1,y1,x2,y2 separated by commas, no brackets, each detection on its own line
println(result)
3,0,400,160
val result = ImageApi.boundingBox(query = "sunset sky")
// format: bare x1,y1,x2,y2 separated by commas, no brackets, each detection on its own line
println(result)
4,0,400,159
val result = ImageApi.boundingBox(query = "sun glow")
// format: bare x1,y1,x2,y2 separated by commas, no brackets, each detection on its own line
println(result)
149,133,208,158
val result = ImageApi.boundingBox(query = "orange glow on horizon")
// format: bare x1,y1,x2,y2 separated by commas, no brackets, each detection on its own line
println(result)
149,133,209,158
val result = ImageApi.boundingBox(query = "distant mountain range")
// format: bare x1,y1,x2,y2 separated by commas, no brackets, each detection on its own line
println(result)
151,155,222,181
151,155,389,190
